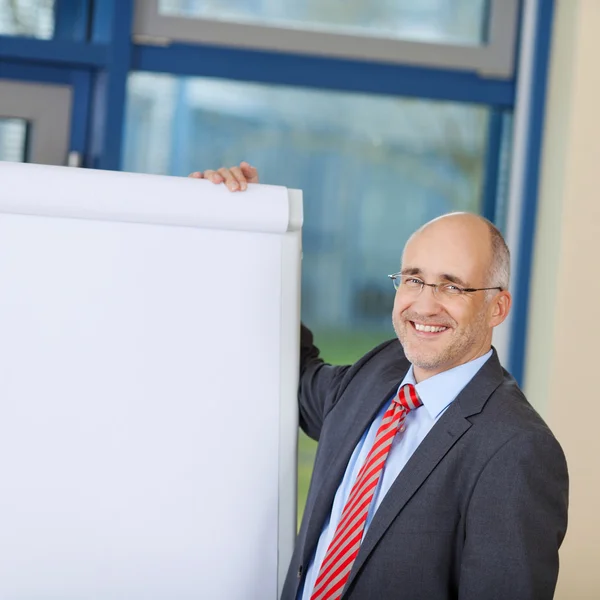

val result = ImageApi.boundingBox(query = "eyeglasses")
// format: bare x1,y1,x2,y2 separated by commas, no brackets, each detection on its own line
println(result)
388,273,503,298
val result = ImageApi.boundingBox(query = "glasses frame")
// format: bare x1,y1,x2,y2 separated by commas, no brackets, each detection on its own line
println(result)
388,272,503,296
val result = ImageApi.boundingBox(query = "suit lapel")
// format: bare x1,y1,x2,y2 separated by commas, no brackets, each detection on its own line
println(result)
302,343,410,565
342,349,506,595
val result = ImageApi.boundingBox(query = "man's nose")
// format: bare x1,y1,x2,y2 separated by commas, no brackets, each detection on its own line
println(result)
412,285,442,314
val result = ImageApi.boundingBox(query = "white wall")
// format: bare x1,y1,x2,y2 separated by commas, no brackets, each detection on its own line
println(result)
525,1,600,597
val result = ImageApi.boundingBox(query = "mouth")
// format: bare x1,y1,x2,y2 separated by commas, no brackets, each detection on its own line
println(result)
409,321,450,337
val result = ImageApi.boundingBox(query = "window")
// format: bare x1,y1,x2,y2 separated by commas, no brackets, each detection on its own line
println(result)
125,72,492,358
0,118,29,162
124,72,506,519
158,0,490,46
134,0,518,76
0,0,55,39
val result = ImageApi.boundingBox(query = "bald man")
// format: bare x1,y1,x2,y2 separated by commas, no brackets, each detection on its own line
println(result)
193,164,569,600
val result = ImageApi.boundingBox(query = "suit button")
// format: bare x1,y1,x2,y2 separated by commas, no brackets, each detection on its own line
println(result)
297,565,303,579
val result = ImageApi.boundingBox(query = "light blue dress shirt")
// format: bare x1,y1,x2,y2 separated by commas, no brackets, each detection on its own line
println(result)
299,350,493,600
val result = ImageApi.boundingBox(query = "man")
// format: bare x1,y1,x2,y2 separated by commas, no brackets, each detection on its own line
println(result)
192,163,569,600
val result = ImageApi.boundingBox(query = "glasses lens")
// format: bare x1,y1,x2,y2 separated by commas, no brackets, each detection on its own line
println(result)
402,276,424,291
440,283,463,296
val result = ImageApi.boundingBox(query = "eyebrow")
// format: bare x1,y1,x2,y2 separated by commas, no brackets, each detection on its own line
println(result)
440,273,470,287
400,267,470,288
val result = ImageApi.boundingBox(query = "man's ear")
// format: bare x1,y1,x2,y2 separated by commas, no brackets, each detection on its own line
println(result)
489,291,512,328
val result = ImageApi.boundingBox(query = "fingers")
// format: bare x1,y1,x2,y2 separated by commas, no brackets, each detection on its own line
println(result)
230,166,248,191
217,167,243,191
240,161,259,184
188,170,224,184
188,163,257,191
202,170,224,184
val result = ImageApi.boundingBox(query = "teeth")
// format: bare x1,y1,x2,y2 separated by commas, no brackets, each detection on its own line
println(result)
414,323,447,333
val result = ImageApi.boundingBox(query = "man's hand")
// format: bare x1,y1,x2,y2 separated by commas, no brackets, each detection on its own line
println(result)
189,161,259,192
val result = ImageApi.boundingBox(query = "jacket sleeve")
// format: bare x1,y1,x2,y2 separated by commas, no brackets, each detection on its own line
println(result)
298,324,350,441
458,430,569,600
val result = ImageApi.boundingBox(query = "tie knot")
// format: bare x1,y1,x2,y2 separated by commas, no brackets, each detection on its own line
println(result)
396,383,422,412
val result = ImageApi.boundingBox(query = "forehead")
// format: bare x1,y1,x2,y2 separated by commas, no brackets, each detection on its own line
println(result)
401,224,490,282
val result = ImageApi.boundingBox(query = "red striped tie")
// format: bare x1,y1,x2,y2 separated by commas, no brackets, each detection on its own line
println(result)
310,383,422,600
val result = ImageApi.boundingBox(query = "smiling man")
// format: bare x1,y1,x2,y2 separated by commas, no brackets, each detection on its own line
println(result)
192,164,569,600
392,213,511,382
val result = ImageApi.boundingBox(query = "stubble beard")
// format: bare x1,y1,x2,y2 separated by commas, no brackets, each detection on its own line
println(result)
393,309,488,372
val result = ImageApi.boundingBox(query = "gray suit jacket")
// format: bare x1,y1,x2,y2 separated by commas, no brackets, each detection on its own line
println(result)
281,326,569,600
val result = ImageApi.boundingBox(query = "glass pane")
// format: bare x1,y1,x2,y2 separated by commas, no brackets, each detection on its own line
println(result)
0,118,28,162
158,0,489,46
124,73,496,519
493,112,513,234
0,0,55,38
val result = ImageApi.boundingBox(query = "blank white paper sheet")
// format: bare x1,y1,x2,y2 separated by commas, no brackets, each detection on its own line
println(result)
0,162,302,600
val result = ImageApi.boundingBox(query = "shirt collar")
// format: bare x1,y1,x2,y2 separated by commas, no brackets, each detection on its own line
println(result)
399,350,493,421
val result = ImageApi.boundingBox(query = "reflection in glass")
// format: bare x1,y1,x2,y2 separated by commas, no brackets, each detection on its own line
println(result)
159,0,489,45
0,118,28,162
0,0,55,38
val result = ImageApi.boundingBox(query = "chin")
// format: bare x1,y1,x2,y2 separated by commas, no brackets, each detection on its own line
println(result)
403,344,447,371
407,354,445,372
